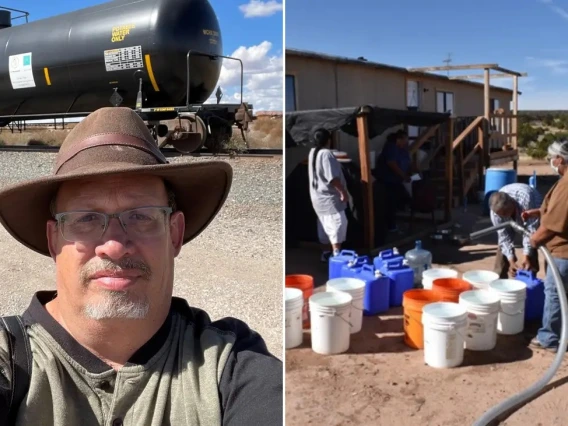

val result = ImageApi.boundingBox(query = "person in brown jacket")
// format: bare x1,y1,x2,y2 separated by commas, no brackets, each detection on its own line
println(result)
524,140,568,353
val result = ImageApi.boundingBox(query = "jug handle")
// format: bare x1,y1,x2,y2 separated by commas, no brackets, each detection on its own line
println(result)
386,260,403,269
362,264,374,272
340,250,357,257
379,249,393,258
516,269,534,279
354,255,370,265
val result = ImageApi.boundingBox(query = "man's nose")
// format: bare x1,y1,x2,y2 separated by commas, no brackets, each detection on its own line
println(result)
94,217,133,259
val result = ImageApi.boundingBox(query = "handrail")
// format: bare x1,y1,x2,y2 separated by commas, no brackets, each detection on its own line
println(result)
0,6,29,23
452,116,483,150
409,123,440,154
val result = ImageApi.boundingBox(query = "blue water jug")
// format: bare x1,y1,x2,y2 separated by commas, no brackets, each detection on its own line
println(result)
357,264,390,315
373,247,404,273
340,255,371,279
328,250,358,280
384,260,414,307
529,171,537,190
515,269,545,322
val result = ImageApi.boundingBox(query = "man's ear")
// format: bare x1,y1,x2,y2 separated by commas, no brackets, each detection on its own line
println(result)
170,211,185,257
46,220,58,261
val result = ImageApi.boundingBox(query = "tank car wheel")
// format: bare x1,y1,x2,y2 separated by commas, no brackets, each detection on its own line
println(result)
168,113,207,154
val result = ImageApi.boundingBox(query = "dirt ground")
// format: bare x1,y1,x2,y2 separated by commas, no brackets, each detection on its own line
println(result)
285,157,568,426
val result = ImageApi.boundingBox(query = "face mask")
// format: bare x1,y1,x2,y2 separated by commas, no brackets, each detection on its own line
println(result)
550,158,559,174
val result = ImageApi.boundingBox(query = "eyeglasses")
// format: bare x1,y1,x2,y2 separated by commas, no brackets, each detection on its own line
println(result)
54,206,173,242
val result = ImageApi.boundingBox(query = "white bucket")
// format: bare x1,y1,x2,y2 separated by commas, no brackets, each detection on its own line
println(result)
326,277,366,334
285,288,304,349
488,279,527,335
459,290,501,351
462,270,499,290
309,291,353,355
422,302,468,368
422,268,459,290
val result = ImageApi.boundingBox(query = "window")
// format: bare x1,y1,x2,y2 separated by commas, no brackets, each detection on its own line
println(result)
436,91,454,115
490,98,500,112
286,75,297,112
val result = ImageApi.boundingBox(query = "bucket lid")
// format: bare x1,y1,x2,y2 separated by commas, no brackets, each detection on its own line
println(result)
489,279,527,293
422,268,458,279
326,277,366,292
285,287,303,302
309,291,352,308
459,289,501,306
422,302,467,319
462,270,499,283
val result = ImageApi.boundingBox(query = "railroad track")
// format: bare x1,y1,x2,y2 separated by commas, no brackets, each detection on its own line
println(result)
0,144,282,157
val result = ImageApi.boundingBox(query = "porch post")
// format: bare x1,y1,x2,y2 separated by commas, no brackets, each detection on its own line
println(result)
356,109,374,252
512,75,519,171
483,68,491,168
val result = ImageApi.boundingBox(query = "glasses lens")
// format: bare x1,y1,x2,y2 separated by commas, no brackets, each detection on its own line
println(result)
120,207,170,238
60,212,106,242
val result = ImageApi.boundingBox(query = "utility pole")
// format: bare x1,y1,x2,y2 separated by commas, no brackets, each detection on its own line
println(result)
443,53,453,76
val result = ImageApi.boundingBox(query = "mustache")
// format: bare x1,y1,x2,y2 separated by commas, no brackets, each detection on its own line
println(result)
80,257,152,284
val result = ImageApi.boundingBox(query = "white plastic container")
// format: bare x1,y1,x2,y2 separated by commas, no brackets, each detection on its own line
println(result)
422,268,459,290
326,277,366,334
309,291,353,355
422,302,468,368
462,270,499,290
285,288,304,349
459,290,501,351
488,279,527,335
405,240,433,286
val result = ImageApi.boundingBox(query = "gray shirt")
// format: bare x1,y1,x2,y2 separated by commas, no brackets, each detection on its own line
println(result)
308,148,347,216
1,291,283,426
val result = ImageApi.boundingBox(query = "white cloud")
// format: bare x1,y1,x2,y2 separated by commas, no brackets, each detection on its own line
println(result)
539,0,568,20
525,56,568,74
205,41,283,112
239,0,283,18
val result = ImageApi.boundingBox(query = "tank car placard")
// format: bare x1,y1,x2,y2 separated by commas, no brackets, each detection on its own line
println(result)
9,53,36,89
104,46,144,72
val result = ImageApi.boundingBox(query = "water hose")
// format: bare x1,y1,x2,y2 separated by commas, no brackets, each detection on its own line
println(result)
468,220,568,426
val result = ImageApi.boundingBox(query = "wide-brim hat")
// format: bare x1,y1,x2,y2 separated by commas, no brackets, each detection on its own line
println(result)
0,107,232,257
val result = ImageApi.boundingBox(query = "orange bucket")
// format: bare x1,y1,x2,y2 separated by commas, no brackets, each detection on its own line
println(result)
432,278,472,303
285,274,314,329
402,289,442,349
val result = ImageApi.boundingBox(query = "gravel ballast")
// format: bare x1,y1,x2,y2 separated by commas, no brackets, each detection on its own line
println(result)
0,152,283,360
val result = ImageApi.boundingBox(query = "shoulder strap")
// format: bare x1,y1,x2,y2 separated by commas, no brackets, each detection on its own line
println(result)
0,316,32,424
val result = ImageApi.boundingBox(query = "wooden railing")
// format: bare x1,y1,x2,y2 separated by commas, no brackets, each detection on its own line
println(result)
408,113,520,222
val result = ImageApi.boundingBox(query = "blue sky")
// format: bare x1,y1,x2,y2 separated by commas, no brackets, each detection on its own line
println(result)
7,0,283,112
285,0,568,110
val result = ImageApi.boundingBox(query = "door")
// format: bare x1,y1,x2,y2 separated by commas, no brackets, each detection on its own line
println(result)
406,80,420,141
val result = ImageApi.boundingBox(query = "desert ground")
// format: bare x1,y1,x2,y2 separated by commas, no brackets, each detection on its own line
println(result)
0,137,283,360
285,156,568,425
0,112,283,149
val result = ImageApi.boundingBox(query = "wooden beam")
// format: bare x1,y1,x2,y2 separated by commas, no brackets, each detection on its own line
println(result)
445,119,453,223
408,63,498,72
513,75,519,155
484,69,490,120
492,66,524,77
452,116,484,150
356,114,374,252
450,72,528,80
409,124,440,154
463,143,481,166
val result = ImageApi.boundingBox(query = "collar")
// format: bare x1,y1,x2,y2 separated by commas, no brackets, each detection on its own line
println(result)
22,291,174,373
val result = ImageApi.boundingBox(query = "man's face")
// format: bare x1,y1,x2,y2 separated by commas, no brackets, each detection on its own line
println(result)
46,174,185,320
